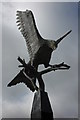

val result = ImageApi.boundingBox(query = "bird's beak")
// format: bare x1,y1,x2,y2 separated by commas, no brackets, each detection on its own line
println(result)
56,30,72,45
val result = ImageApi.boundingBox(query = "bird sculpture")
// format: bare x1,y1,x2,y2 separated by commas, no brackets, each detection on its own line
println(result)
7,9,72,92
16,10,72,69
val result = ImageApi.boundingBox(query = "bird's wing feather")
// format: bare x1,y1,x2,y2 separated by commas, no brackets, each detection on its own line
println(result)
16,10,42,60
7,70,35,92
7,70,24,86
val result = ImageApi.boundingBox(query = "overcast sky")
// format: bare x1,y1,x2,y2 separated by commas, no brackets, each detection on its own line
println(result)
1,1,78,119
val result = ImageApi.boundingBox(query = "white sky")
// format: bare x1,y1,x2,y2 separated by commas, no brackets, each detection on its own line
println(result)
0,1,79,119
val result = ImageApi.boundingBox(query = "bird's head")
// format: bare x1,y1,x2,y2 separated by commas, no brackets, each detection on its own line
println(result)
48,30,72,51
48,40,58,51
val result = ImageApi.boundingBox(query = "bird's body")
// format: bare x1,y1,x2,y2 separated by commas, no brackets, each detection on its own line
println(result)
33,43,53,68
28,40,56,69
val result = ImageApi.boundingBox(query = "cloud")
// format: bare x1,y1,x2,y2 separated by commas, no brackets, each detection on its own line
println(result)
2,93,34,118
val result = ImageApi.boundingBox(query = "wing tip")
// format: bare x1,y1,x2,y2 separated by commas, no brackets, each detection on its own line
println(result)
69,30,72,33
7,83,11,87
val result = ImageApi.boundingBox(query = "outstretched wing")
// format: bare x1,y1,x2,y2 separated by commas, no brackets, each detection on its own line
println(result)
7,70,36,92
16,10,43,61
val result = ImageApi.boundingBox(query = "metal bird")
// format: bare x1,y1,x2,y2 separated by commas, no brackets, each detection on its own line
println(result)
7,10,72,92
16,10,72,70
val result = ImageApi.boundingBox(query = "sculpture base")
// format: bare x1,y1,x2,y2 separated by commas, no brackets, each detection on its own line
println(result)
31,90,54,120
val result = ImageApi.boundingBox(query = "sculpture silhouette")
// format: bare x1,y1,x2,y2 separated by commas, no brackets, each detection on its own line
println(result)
7,9,71,92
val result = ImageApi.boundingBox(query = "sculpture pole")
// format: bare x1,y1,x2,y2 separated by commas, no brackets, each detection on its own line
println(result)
31,90,54,120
